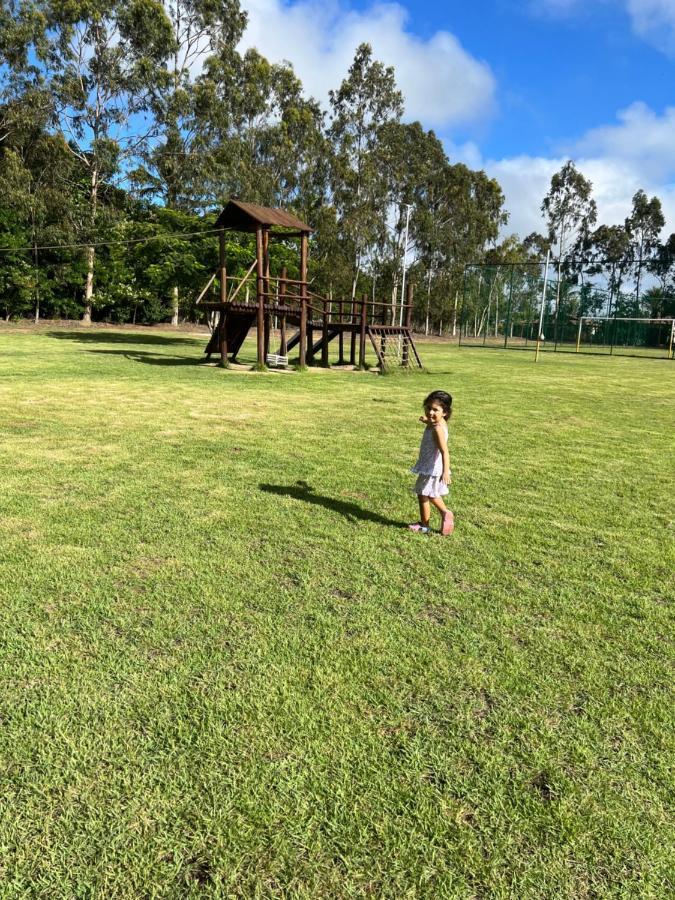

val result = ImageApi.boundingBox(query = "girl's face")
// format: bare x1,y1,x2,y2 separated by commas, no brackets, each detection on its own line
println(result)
425,401,446,424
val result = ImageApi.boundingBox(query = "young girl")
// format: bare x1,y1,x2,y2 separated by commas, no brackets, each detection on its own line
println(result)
409,390,454,535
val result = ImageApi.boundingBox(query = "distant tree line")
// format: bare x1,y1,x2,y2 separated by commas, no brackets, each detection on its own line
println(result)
0,2,673,331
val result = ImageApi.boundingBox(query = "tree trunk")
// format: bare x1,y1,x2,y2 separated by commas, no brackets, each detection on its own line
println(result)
82,166,99,325
171,285,179,326
425,268,432,335
33,244,40,325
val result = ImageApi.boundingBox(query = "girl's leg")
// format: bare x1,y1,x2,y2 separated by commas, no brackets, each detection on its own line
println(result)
418,495,431,526
430,495,454,535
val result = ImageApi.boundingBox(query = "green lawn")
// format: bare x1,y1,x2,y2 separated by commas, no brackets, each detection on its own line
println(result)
1,326,673,898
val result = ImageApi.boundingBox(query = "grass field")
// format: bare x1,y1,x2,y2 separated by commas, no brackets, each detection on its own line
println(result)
1,326,674,898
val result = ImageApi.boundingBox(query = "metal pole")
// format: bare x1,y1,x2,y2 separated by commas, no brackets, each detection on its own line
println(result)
669,319,675,360
504,264,514,349
399,204,412,327
576,316,583,353
535,250,551,363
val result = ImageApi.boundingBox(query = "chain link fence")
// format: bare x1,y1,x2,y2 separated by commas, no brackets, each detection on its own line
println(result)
459,264,675,359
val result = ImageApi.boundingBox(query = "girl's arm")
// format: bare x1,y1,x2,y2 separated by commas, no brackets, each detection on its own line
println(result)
433,425,451,484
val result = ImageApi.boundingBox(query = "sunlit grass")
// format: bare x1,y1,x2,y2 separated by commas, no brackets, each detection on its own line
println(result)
0,325,673,897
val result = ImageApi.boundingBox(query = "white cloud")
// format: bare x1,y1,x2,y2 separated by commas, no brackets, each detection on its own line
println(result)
535,0,675,53
484,103,675,239
575,101,675,180
239,0,496,127
627,0,675,53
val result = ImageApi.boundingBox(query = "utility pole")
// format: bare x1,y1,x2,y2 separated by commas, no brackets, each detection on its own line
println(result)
399,204,412,326
535,249,551,363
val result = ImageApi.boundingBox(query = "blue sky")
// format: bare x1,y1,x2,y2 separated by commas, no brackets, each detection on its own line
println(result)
239,0,675,238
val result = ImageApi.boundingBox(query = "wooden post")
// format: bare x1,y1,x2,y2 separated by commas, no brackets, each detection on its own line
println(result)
337,300,345,364
359,293,367,369
350,297,357,365
219,311,228,367
263,228,271,359
406,282,413,329
279,266,287,356
218,231,228,366
321,297,329,366
256,226,265,367
299,232,308,367
381,299,387,362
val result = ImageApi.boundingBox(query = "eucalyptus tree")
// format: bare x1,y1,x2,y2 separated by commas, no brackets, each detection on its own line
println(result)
0,132,80,320
625,189,665,307
196,47,325,214
129,0,246,323
328,43,403,301
649,232,675,303
541,160,597,324
587,224,632,313
432,163,506,333
3,0,176,322
374,121,448,321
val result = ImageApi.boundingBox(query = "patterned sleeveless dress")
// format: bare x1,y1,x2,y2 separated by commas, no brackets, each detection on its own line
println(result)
411,423,449,498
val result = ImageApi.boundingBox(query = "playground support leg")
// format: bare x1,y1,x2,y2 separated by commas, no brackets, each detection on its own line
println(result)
299,234,309,368
218,235,228,366
255,226,265,368
299,298,307,368
307,322,314,364
350,298,357,365
338,301,345,364
279,267,288,356
359,294,367,369
264,314,270,359
321,299,329,367
218,311,228,367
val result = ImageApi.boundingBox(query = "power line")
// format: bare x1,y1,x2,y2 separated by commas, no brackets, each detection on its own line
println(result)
0,227,223,255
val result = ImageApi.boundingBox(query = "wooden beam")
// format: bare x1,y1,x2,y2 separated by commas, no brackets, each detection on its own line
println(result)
279,266,288,356
359,294,367,368
256,226,265,367
299,233,308,367
219,230,227,304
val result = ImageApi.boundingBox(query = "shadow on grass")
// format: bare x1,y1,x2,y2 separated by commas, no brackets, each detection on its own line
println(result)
47,330,204,347
82,348,206,366
260,481,403,528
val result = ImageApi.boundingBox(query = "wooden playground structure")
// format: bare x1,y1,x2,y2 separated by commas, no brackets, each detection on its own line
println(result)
196,200,422,370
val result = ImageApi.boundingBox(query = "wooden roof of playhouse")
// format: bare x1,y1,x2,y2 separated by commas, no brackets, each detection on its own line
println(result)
215,199,312,234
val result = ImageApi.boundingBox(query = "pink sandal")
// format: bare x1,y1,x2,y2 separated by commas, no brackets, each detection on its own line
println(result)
408,522,430,533
441,511,454,535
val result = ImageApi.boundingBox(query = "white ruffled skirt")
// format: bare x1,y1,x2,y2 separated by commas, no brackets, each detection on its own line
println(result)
411,473,449,498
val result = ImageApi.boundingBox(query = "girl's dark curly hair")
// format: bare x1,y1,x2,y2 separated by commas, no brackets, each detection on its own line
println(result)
423,390,453,419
